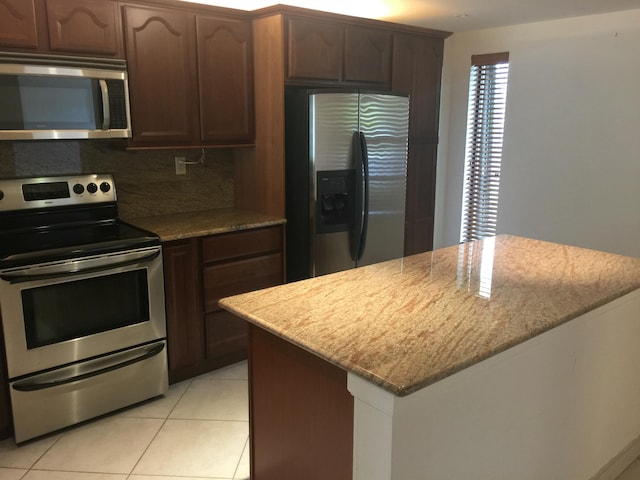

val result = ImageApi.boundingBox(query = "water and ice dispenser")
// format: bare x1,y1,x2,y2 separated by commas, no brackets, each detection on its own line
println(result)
316,170,355,234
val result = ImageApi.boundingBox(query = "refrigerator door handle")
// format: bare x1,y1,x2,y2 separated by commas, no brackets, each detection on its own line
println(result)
358,132,370,262
349,131,369,262
350,131,363,261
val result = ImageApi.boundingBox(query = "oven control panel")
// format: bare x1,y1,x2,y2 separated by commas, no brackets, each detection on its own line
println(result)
0,174,116,211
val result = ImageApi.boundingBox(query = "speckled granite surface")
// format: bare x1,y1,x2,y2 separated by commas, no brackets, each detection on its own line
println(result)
126,208,286,242
219,235,640,396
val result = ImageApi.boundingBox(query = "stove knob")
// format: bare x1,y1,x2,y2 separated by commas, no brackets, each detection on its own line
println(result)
87,182,98,194
0,190,3,201
100,182,111,193
73,183,85,195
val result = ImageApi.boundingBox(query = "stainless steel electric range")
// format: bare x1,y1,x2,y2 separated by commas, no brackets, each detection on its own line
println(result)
0,173,168,443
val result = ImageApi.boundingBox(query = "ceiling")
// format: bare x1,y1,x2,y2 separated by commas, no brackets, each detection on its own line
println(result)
179,0,640,32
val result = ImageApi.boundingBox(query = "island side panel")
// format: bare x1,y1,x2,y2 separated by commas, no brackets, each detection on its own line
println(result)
248,325,354,480
385,289,640,480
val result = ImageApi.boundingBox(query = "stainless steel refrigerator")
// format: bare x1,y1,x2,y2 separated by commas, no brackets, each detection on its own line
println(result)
285,89,410,282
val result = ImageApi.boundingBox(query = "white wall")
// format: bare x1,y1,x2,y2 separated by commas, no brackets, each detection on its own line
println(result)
434,10,640,257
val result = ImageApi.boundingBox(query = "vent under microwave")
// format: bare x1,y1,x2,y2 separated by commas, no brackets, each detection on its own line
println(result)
0,54,131,141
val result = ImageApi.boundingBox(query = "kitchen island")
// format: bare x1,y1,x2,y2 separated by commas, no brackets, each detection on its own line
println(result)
219,235,640,480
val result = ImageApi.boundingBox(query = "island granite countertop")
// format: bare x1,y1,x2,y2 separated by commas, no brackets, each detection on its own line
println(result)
125,208,286,242
219,235,640,396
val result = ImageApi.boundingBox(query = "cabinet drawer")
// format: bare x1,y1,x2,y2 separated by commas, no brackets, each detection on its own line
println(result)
202,226,282,263
203,252,283,312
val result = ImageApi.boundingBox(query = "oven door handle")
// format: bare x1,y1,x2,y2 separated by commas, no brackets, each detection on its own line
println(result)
12,342,165,392
0,249,160,284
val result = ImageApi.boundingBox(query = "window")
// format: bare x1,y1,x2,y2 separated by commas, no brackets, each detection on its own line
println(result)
460,52,510,243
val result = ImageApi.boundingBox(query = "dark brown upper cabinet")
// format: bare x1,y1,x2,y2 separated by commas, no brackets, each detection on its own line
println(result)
0,0,40,49
0,0,122,57
392,33,444,141
343,25,391,85
197,15,255,145
286,15,391,88
286,17,343,82
46,0,123,57
123,5,200,147
123,4,254,148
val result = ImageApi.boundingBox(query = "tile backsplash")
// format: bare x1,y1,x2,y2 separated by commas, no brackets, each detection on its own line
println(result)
0,140,235,219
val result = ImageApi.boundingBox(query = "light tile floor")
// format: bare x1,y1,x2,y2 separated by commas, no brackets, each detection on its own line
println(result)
0,361,250,480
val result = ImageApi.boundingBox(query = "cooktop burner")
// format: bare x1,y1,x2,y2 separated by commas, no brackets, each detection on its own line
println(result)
0,174,159,268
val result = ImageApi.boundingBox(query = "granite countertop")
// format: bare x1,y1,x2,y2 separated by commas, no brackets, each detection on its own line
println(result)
219,235,640,396
125,208,286,242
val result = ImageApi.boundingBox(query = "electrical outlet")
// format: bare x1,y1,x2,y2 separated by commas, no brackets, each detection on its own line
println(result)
175,157,186,175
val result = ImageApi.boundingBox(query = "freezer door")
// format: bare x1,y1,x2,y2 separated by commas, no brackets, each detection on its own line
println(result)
357,93,409,267
310,92,359,277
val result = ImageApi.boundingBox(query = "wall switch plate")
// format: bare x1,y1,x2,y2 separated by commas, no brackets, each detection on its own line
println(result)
175,157,186,175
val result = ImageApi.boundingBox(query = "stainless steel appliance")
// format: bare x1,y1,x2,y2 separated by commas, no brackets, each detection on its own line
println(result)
0,174,167,443
0,53,131,140
285,89,410,281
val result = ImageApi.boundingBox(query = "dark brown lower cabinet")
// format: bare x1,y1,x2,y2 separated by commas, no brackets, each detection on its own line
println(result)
163,226,284,383
204,310,248,365
249,325,354,480
162,238,205,384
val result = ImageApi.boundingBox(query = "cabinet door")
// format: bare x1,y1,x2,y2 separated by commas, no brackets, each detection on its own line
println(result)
403,142,437,254
123,6,200,146
162,239,204,383
204,310,249,366
0,0,39,49
392,33,444,140
392,34,444,255
197,15,254,144
286,17,342,82
45,0,122,57
344,25,391,87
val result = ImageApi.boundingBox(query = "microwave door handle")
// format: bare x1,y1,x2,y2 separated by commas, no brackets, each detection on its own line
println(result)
99,79,110,130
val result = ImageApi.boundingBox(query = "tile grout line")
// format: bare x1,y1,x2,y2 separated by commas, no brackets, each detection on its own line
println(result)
21,427,66,474
125,372,249,480
126,377,195,478
231,434,250,480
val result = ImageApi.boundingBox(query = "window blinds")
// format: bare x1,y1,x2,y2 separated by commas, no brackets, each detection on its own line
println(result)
460,52,510,243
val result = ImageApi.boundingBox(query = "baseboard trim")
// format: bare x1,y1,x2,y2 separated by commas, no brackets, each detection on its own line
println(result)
590,435,640,480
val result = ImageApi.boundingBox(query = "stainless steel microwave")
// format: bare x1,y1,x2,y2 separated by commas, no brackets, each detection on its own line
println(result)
0,54,131,140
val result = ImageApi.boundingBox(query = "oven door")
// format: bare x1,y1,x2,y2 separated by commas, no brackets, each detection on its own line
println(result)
0,245,166,380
